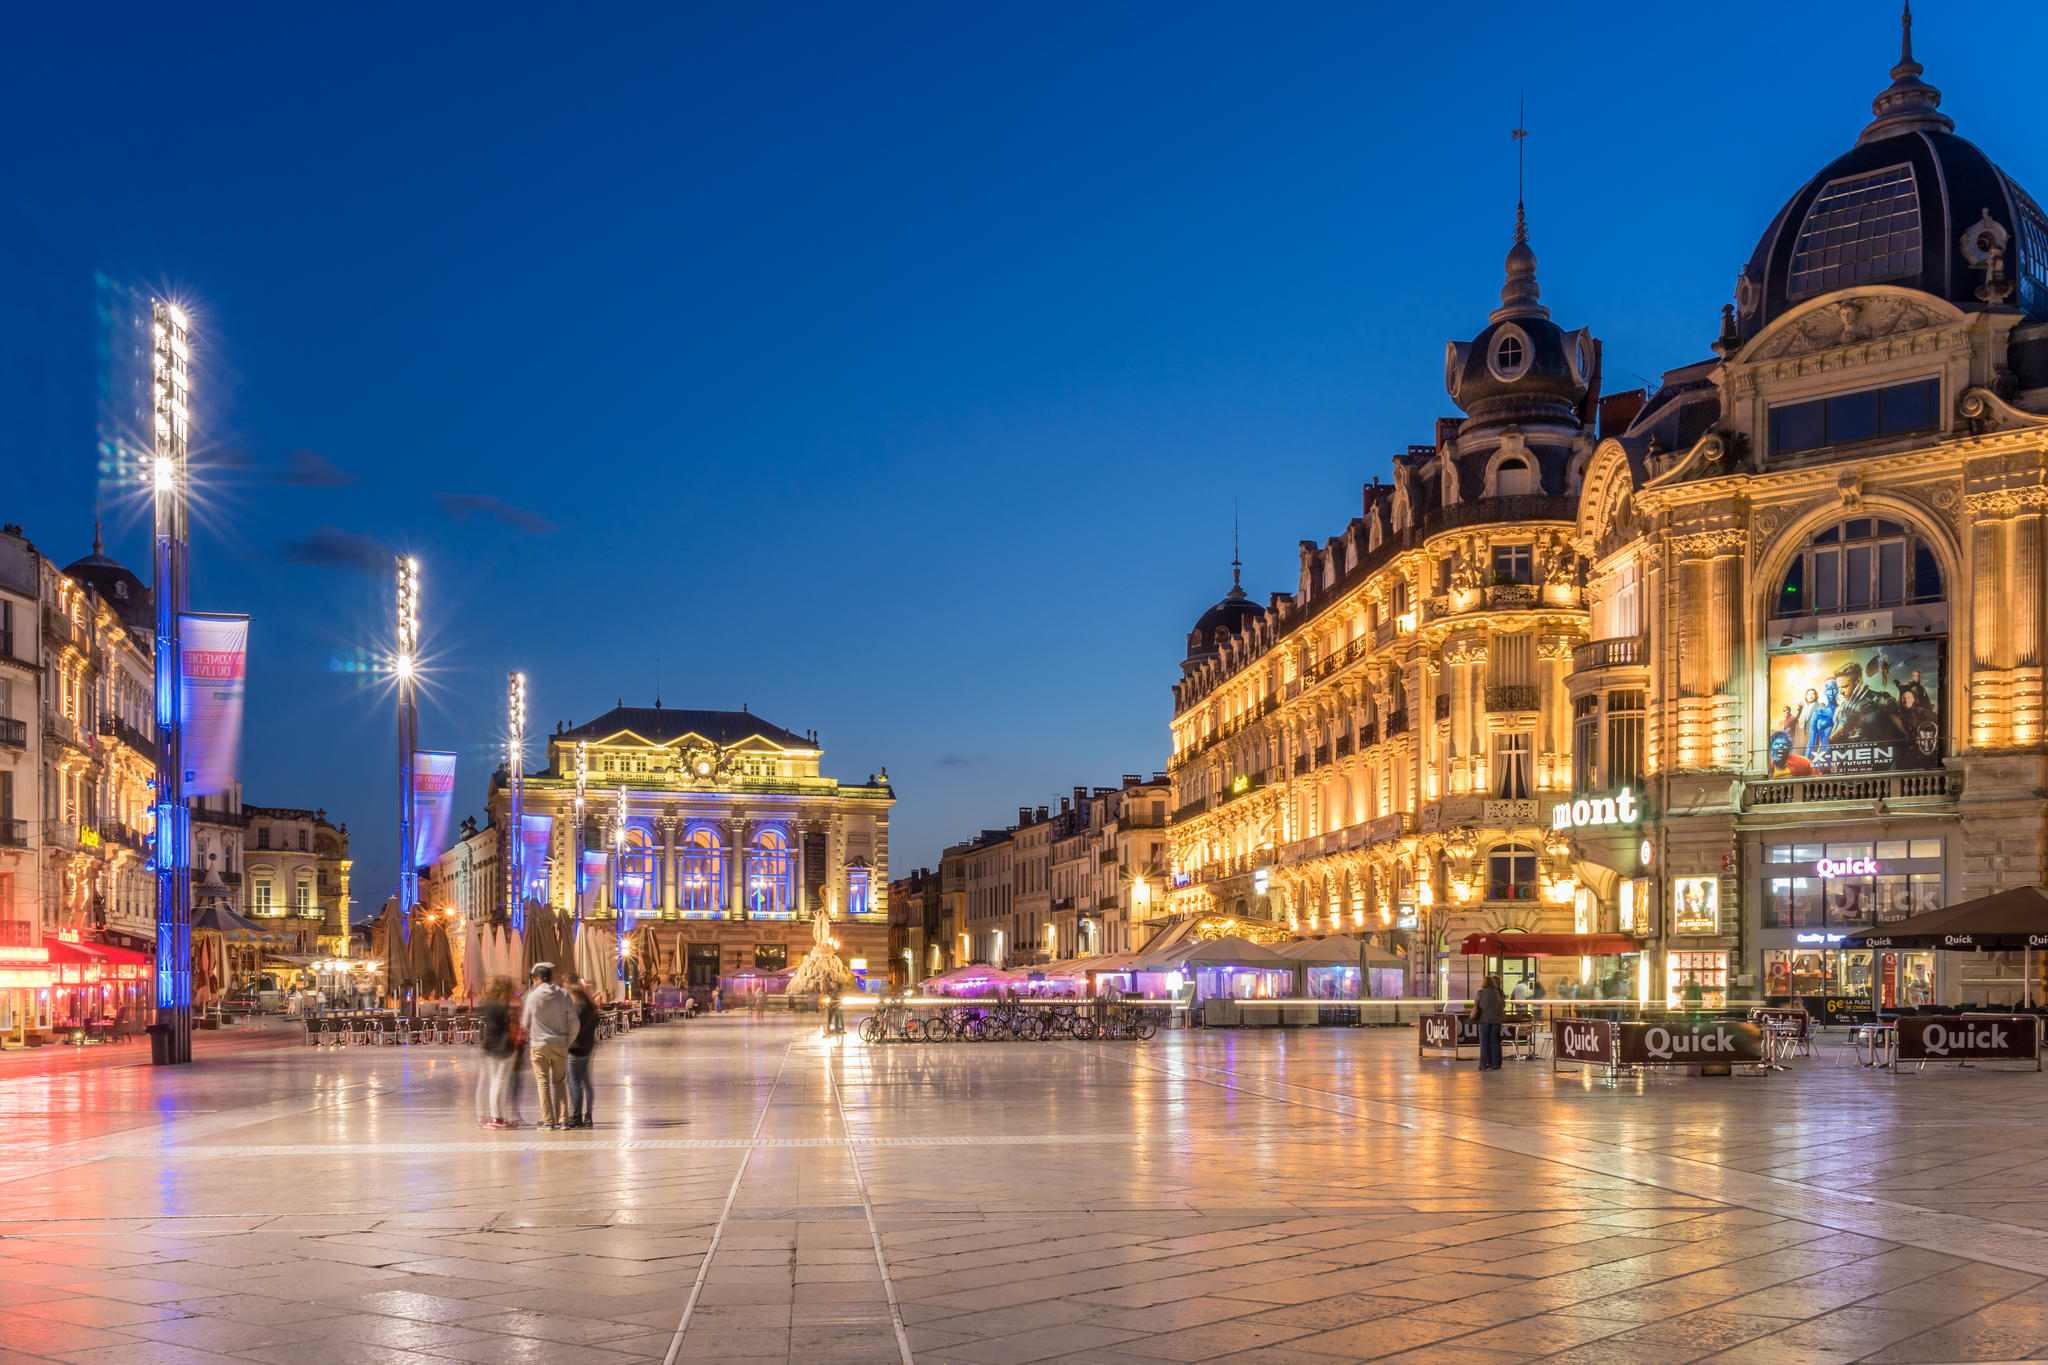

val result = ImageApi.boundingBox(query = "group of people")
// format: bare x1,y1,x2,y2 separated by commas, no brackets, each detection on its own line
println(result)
474,962,604,1130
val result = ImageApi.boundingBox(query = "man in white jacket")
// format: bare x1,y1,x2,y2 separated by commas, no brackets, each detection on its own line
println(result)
521,963,579,1130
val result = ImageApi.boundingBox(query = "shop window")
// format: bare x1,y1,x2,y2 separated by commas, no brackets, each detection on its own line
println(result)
1775,517,1942,616
1486,845,1537,902
754,942,787,971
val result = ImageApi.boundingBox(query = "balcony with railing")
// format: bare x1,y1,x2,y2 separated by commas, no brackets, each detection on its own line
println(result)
0,716,24,749
1485,684,1540,712
0,818,24,849
1334,734,1352,759
1486,583,1539,609
1314,743,1331,768
1572,635,1647,672
1434,694,1451,721
1170,795,1209,824
42,712,90,755
1293,754,1310,776
98,715,158,763
1749,771,1953,807
1383,711,1409,737
193,806,250,828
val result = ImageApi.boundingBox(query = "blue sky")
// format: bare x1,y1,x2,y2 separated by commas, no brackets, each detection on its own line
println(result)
6,2,2043,911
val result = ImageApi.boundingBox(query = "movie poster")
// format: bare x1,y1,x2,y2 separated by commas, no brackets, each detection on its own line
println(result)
1766,639,1942,776
1672,876,1719,935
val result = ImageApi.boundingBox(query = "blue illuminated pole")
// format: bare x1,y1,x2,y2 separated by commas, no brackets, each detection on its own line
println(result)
615,783,628,991
506,671,526,930
151,301,193,1066
395,557,420,960
572,740,587,923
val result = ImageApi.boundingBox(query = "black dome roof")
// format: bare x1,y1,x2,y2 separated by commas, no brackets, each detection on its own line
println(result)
1738,17,2048,335
64,537,152,635
1190,586,1263,652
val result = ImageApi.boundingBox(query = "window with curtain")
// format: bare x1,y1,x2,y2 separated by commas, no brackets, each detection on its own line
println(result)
1493,732,1532,799
617,827,655,912
679,825,726,915
747,826,794,918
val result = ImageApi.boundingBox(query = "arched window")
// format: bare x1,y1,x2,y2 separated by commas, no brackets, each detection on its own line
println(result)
1776,518,1942,617
679,825,726,916
846,864,872,917
747,826,793,918
1486,845,1538,902
616,827,655,912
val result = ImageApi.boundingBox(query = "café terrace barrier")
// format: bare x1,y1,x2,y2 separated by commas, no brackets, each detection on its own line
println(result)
1894,1015,2042,1070
1552,1016,1768,1075
1419,1011,1482,1057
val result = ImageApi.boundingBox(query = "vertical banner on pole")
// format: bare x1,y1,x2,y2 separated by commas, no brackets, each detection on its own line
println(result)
412,751,458,866
520,813,555,907
177,614,248,796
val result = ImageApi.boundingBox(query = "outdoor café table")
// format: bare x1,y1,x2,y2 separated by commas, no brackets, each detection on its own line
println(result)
1503,1018,1540,1060
1761,1019,1802,1070
1844,1020,1897,1068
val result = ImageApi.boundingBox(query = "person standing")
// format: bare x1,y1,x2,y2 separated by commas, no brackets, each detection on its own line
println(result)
1473,974,1507,1071
476,977,520,1129
565,982,601,1129
521,963,578,1130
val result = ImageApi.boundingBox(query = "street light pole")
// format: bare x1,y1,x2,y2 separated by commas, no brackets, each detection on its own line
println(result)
572,741,587,924
151,301,193,1066
507,671,526,930
394,556,419,1011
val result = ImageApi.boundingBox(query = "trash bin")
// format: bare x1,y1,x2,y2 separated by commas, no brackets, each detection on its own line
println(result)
146,1023,173,1065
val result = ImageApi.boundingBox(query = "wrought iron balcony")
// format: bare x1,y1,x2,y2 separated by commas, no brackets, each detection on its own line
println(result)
0,716,24,748
193,806,250,828
1485,684,1540,712
1383,711,1409,737
97,715,158,763
1434,694,1451,721
0,818,24,849
1334,735,1352,759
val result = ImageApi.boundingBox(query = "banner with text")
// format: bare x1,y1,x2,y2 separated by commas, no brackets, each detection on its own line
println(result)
519,813,555,905
178,613,248,797
412,751,458,867
1419,1011,1479,1052
1614,1019,1763,1066
1553,1017,1615,1064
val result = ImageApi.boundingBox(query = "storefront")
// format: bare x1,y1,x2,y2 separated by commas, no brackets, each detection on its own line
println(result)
1756,835,1947,1008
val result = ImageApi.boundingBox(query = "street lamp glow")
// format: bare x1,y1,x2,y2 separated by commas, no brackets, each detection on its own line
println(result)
506,670,528,928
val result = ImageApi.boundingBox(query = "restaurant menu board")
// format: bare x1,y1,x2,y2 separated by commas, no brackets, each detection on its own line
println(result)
1672,877,1719,935
1895,1016,2039,1062
1552,1018,1614,1064
1613,1019,1764,1065
1419,1012,1479,1051
1767,638,1942,776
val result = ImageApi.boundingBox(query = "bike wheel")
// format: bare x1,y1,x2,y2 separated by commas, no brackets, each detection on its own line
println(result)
1136,1020,1157,1041
858,1017,881,1044
923,1016,951,1042
961,1018,985,1042
901,1018,924,1043
1070,1017,1097,1041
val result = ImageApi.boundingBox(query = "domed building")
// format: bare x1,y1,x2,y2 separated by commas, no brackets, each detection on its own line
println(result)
1562,6,2048,1012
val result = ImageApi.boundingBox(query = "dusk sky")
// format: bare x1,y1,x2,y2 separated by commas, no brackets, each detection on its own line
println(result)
6,2,2043,913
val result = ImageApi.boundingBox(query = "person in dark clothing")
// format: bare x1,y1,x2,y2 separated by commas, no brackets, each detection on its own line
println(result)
1472,974,1507,1070
566,982,600,1129
476,976,520,1129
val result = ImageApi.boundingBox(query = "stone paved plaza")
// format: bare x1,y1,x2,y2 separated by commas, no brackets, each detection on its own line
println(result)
5,1016,2048,1364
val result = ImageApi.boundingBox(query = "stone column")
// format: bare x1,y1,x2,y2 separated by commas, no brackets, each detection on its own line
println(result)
727,818,749,920
657,815,676,915
794,817,809,919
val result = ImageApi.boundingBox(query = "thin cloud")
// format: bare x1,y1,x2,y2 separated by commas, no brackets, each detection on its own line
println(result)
936,754,988,768
273,449,357,487
433,493,558,534
276,526,387,575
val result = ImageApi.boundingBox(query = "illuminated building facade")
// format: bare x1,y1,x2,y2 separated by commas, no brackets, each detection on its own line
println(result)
437,705,894,995
1169,15,2048,1007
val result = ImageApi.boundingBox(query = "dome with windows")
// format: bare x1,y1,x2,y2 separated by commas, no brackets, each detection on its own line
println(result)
63,525,152,634
1736,10,2048,338
1184,561,1266,676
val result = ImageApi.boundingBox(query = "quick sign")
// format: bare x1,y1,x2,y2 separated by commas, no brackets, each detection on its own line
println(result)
1419,1012,1478,1052
1815,857,1880,878
1552,1018,1613,1064
1896,1017,2038,1063
1794,933,1845,945
1551,788,1639,832
1614,1020,1764,1065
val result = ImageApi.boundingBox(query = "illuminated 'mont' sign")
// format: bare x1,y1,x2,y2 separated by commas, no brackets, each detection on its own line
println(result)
1551,788,1639,831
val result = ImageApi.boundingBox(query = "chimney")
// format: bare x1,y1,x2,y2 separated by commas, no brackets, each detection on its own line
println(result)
1035,805,1049,822
1018,807,1031,826
1072,786,1087,807
1059,797,1070,814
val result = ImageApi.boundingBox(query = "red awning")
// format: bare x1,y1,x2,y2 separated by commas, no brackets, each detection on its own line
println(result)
1460,932,1643,957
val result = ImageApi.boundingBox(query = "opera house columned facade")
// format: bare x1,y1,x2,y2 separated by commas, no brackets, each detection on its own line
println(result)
1168,18,2048,1009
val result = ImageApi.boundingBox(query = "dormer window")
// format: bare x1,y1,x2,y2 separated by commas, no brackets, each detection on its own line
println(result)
1494,456,1537,496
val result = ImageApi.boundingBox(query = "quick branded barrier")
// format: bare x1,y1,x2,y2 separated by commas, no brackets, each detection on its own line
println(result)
1551,1017,1614,1066
1419,1011,1478,1055
1895,1016,2040,1065
1613,1019,1764,1066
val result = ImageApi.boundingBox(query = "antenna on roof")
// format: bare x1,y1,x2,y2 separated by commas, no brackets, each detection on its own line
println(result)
1229,498,1243,596
655,653,661,709
92,503,103,557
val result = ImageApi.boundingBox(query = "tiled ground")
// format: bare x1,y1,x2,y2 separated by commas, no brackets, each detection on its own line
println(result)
4,1017,2048,1363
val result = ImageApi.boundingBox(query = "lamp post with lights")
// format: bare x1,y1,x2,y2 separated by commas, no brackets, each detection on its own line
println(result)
614,782,629,989
506,672,526,929
572,741,587,923
151,301,194,1066
395,557,421,929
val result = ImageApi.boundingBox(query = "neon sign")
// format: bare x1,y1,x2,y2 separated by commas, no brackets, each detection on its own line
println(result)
1815,857,1880,878
1794,932,1845,945
1551,788,1639,831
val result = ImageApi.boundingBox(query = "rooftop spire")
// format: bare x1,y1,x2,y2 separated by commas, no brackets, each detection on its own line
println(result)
1859,0,1953,144
1227,499,1245,600
92,508,102,557
1493,106,1548,322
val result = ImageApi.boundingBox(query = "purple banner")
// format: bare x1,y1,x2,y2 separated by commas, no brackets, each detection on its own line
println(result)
520,813,555,904
412,751,458,866
178,614,247,797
